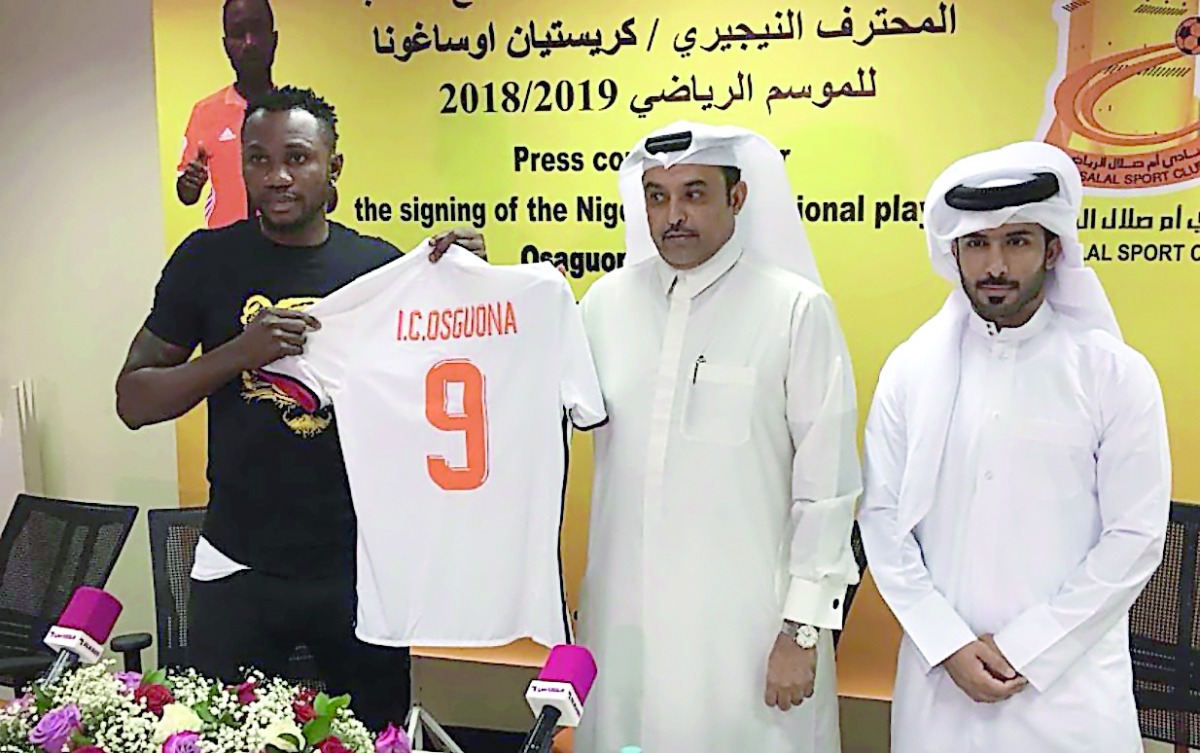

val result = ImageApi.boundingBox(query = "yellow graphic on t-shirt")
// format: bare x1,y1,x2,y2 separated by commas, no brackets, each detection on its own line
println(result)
239,294,331,437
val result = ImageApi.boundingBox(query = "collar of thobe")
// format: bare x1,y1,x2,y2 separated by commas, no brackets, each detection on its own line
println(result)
893,294,1059,536
965,300,1054,344
653,238,744,299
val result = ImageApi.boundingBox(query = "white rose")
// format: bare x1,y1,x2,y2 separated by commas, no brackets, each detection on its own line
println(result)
261,719,305,752
153,703,203,743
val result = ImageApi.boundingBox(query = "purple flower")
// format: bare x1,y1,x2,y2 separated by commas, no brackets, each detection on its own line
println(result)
375,723,412,753
162,731,201,753
115,671,142,692
28,704,81,753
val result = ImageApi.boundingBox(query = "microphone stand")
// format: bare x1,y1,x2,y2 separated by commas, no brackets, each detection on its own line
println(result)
43,652,80,686
405,703,466,753
518,706,562,753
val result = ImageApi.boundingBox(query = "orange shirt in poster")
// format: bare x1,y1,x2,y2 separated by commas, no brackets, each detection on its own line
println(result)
177,84,249,230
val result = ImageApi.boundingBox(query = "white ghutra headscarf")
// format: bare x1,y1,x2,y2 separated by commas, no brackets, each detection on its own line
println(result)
924,140,1119,339
617,120,824,287
895,141,1120,535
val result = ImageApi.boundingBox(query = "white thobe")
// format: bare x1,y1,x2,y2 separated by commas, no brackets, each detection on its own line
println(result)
574,241,861,753
859,302,1171,753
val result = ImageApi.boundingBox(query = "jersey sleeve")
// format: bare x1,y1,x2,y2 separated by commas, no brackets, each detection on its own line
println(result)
556,280,607,430
259,253,414,411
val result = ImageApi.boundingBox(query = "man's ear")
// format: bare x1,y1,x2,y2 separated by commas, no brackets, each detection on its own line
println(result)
329,153,344,184
1045,236,1062,270
730,181,748,215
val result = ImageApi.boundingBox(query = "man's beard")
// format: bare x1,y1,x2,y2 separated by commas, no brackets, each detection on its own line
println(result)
962,262,1048,324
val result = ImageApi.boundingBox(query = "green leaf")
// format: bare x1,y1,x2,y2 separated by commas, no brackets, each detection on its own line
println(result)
70,729,93,747
142,668,167,687
193,701,216,724
312,693,331,718
33,685,52,715
327,694,351,713
302,716,332,746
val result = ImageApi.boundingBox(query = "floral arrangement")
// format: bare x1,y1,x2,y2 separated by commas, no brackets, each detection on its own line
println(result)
0,662,412,753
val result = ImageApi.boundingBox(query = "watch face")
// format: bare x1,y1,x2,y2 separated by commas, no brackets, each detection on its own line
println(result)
796,625,819,648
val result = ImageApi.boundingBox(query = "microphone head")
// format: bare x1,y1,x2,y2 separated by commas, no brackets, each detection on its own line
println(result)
58,587,122,643
537,645,598,704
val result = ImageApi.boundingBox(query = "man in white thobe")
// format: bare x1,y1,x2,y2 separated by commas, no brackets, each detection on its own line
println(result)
858,141,1171,753
574,122,861,753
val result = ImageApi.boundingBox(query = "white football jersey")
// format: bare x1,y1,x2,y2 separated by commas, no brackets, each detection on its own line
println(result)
262,240,606,648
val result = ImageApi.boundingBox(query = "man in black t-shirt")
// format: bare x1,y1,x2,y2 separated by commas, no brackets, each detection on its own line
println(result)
117,86,484,730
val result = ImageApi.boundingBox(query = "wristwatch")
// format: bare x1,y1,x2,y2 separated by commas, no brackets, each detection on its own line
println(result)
782,622,819,649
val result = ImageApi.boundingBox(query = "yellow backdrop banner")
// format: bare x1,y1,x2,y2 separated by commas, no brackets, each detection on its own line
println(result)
151,0,1200,683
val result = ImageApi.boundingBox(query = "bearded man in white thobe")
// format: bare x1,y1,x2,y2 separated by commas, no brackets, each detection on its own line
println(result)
858,141,1171,753
573,122,861,753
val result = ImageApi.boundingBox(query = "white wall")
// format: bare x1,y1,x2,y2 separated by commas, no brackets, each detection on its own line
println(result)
0,0,176,662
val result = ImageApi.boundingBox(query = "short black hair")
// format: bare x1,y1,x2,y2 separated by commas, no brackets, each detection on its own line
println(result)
718,166,741,192
224,0,274,27
243,86,338,149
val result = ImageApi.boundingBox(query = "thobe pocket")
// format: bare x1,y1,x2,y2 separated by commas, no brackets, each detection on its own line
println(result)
1009,418,1097,503
681,362,756,446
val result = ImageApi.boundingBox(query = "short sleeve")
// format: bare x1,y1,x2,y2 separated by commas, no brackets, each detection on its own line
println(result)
176,103,202,174
144,233,205,350
260,253,413,410
556,281,607,430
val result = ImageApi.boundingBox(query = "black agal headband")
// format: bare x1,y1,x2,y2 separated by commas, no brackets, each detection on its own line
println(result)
944,172,1060,212
644,131,693,155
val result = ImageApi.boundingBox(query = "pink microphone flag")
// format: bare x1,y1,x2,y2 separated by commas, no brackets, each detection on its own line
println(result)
58,587,122,642
537,645,597,703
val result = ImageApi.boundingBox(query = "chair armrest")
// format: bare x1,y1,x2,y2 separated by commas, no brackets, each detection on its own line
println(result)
0,654,54,686
110,632,153,673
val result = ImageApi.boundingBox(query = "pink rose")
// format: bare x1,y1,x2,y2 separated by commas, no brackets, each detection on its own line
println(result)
375,723,412,753
293,688,318,724
318,737,352,753
235,680,258,705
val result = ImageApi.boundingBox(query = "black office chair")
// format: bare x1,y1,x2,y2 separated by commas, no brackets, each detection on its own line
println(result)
1129,500,1200,752
834,520,868,650
0,494,138,688
113,507,323,687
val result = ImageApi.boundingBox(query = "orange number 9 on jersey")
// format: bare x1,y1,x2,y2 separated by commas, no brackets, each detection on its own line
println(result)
425,359,489,491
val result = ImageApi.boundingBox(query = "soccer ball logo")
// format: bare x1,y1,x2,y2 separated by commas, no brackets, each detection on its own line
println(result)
1176,17,1200,55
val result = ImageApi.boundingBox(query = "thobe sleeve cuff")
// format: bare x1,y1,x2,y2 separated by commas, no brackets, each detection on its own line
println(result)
783,577,846,630
899,590,977,672
992,605,1068,693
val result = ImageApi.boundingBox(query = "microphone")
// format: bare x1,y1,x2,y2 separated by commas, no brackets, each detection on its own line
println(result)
42,587,123,684
520,645,597,753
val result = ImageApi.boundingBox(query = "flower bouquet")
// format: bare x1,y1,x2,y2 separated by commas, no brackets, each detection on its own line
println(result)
0,662,412,753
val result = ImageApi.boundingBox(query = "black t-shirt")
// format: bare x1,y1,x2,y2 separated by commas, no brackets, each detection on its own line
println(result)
145,220,400,577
